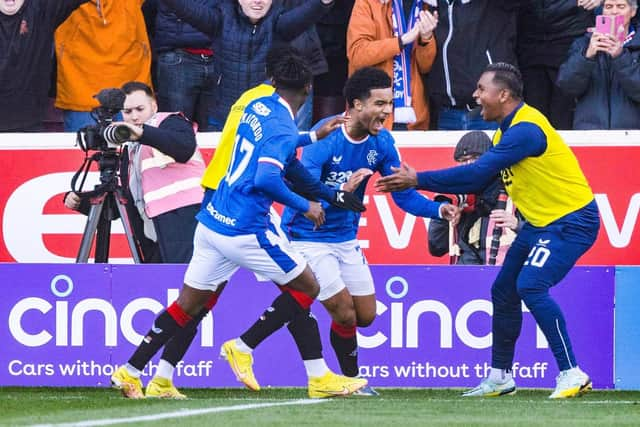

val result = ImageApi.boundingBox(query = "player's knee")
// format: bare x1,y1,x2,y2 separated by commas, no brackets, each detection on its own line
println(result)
357,311,376,328
333,309,357,328
491,281,517,309
289,269,320,299
516,282,549,310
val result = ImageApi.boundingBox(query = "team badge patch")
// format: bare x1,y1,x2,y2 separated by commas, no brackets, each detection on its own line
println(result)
367,150,378,166
252,102,271,116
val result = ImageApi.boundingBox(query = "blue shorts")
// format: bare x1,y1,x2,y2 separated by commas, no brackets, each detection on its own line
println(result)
497,200,600,293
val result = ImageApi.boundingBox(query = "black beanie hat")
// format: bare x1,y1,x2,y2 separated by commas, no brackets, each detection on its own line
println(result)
453,131,492,161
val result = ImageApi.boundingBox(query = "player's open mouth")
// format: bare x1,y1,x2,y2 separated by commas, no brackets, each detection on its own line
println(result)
372,117,385,131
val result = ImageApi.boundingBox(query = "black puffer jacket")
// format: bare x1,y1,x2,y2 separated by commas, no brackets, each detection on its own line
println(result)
283,0,328,77
518,0,595,67
162,0,332,127
556,30,640,130
426,0,520,109
154,0,214,53
0,0,89,131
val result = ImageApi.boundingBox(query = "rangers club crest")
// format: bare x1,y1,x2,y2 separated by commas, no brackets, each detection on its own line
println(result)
367,150,378,166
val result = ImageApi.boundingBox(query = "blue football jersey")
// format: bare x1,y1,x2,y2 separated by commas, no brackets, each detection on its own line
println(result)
197,94,300,235
281,121,442,243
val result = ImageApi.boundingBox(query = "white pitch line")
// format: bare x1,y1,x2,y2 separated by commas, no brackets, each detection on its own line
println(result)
29,399,327,427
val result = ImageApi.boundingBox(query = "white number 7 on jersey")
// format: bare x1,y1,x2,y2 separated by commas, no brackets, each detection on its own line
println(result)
225,135,255,186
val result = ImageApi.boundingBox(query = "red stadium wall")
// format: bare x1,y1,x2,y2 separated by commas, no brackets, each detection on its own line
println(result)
0,131,638,264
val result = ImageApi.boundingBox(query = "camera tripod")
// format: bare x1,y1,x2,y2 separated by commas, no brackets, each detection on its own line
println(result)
75,151,142,263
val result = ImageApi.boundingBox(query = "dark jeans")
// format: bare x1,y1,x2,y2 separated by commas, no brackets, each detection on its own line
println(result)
436,106,498,131
156,49,216,131
152,203,200,263
521,65,575,130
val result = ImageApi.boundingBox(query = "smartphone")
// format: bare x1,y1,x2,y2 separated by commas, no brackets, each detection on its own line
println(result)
595,15,626,43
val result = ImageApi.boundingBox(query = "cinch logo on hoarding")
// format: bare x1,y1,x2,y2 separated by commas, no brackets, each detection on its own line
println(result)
7,274,213,348
357,275,549,350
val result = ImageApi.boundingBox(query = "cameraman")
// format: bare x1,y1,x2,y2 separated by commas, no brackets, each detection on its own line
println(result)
65,81,205,263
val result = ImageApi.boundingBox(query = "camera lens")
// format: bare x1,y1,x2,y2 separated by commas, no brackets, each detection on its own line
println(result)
102,124,131,144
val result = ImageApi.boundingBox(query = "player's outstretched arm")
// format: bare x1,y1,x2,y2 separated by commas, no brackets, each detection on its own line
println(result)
375,163,418,192
255,162,310,213
285,159,365,212
314,115,349,140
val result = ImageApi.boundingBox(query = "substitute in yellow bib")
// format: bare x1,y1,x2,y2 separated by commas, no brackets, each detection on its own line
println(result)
375,62,600,400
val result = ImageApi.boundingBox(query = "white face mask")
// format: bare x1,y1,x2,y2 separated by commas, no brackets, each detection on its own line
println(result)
0,0,25,16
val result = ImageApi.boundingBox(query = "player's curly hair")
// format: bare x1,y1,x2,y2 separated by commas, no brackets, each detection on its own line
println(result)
343,67,392,108
266,44,312,91
484,63,523,100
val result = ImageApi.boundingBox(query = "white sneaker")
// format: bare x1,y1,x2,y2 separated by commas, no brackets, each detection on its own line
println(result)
462,377,516,397
549,367,592,399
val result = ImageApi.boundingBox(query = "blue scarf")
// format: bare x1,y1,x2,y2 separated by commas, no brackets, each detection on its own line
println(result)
391,0,422,124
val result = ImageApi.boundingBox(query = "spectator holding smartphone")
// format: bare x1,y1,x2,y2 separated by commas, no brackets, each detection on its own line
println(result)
517,1,602,130
557,0,640,129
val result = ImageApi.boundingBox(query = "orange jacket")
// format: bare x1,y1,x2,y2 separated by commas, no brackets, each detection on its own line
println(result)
347,0,436,130
55,0,152,111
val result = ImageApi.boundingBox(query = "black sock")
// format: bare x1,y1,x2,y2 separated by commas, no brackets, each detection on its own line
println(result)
128,309,182,371
330,326,358,377
241,291,304,349
287,310,323,360
160,307,209,366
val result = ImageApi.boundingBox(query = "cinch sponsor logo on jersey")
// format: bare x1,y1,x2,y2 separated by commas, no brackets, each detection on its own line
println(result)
359,275,549,350
206,202,237,226
240,112,263,142
7,274,213,348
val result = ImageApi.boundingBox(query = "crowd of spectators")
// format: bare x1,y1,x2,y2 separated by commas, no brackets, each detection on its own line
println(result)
0,0,638,133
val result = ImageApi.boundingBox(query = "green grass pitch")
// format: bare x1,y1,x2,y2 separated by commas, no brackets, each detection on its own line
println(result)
1,387,639,426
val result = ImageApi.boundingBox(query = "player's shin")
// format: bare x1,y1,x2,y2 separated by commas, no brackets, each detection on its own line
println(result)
159,293,219,369
127,301,193,371
287,309,323,360
240,289,310,349
330,321,358,377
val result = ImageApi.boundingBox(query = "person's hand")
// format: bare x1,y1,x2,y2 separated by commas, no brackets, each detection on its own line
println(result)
304,201,325,228
416,10,438,42
577,0,603,11
343,168,373,192
587,32,624,59
490,209,518,231
586,31,607,58
401,22,421,46
439,203,461,224
374,163,418,192
64,192,81,211
315,115,349,140
602,32,624,58
111,121,143,141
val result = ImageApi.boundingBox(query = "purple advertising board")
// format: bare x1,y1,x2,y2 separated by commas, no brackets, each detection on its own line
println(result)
1,264,614,389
